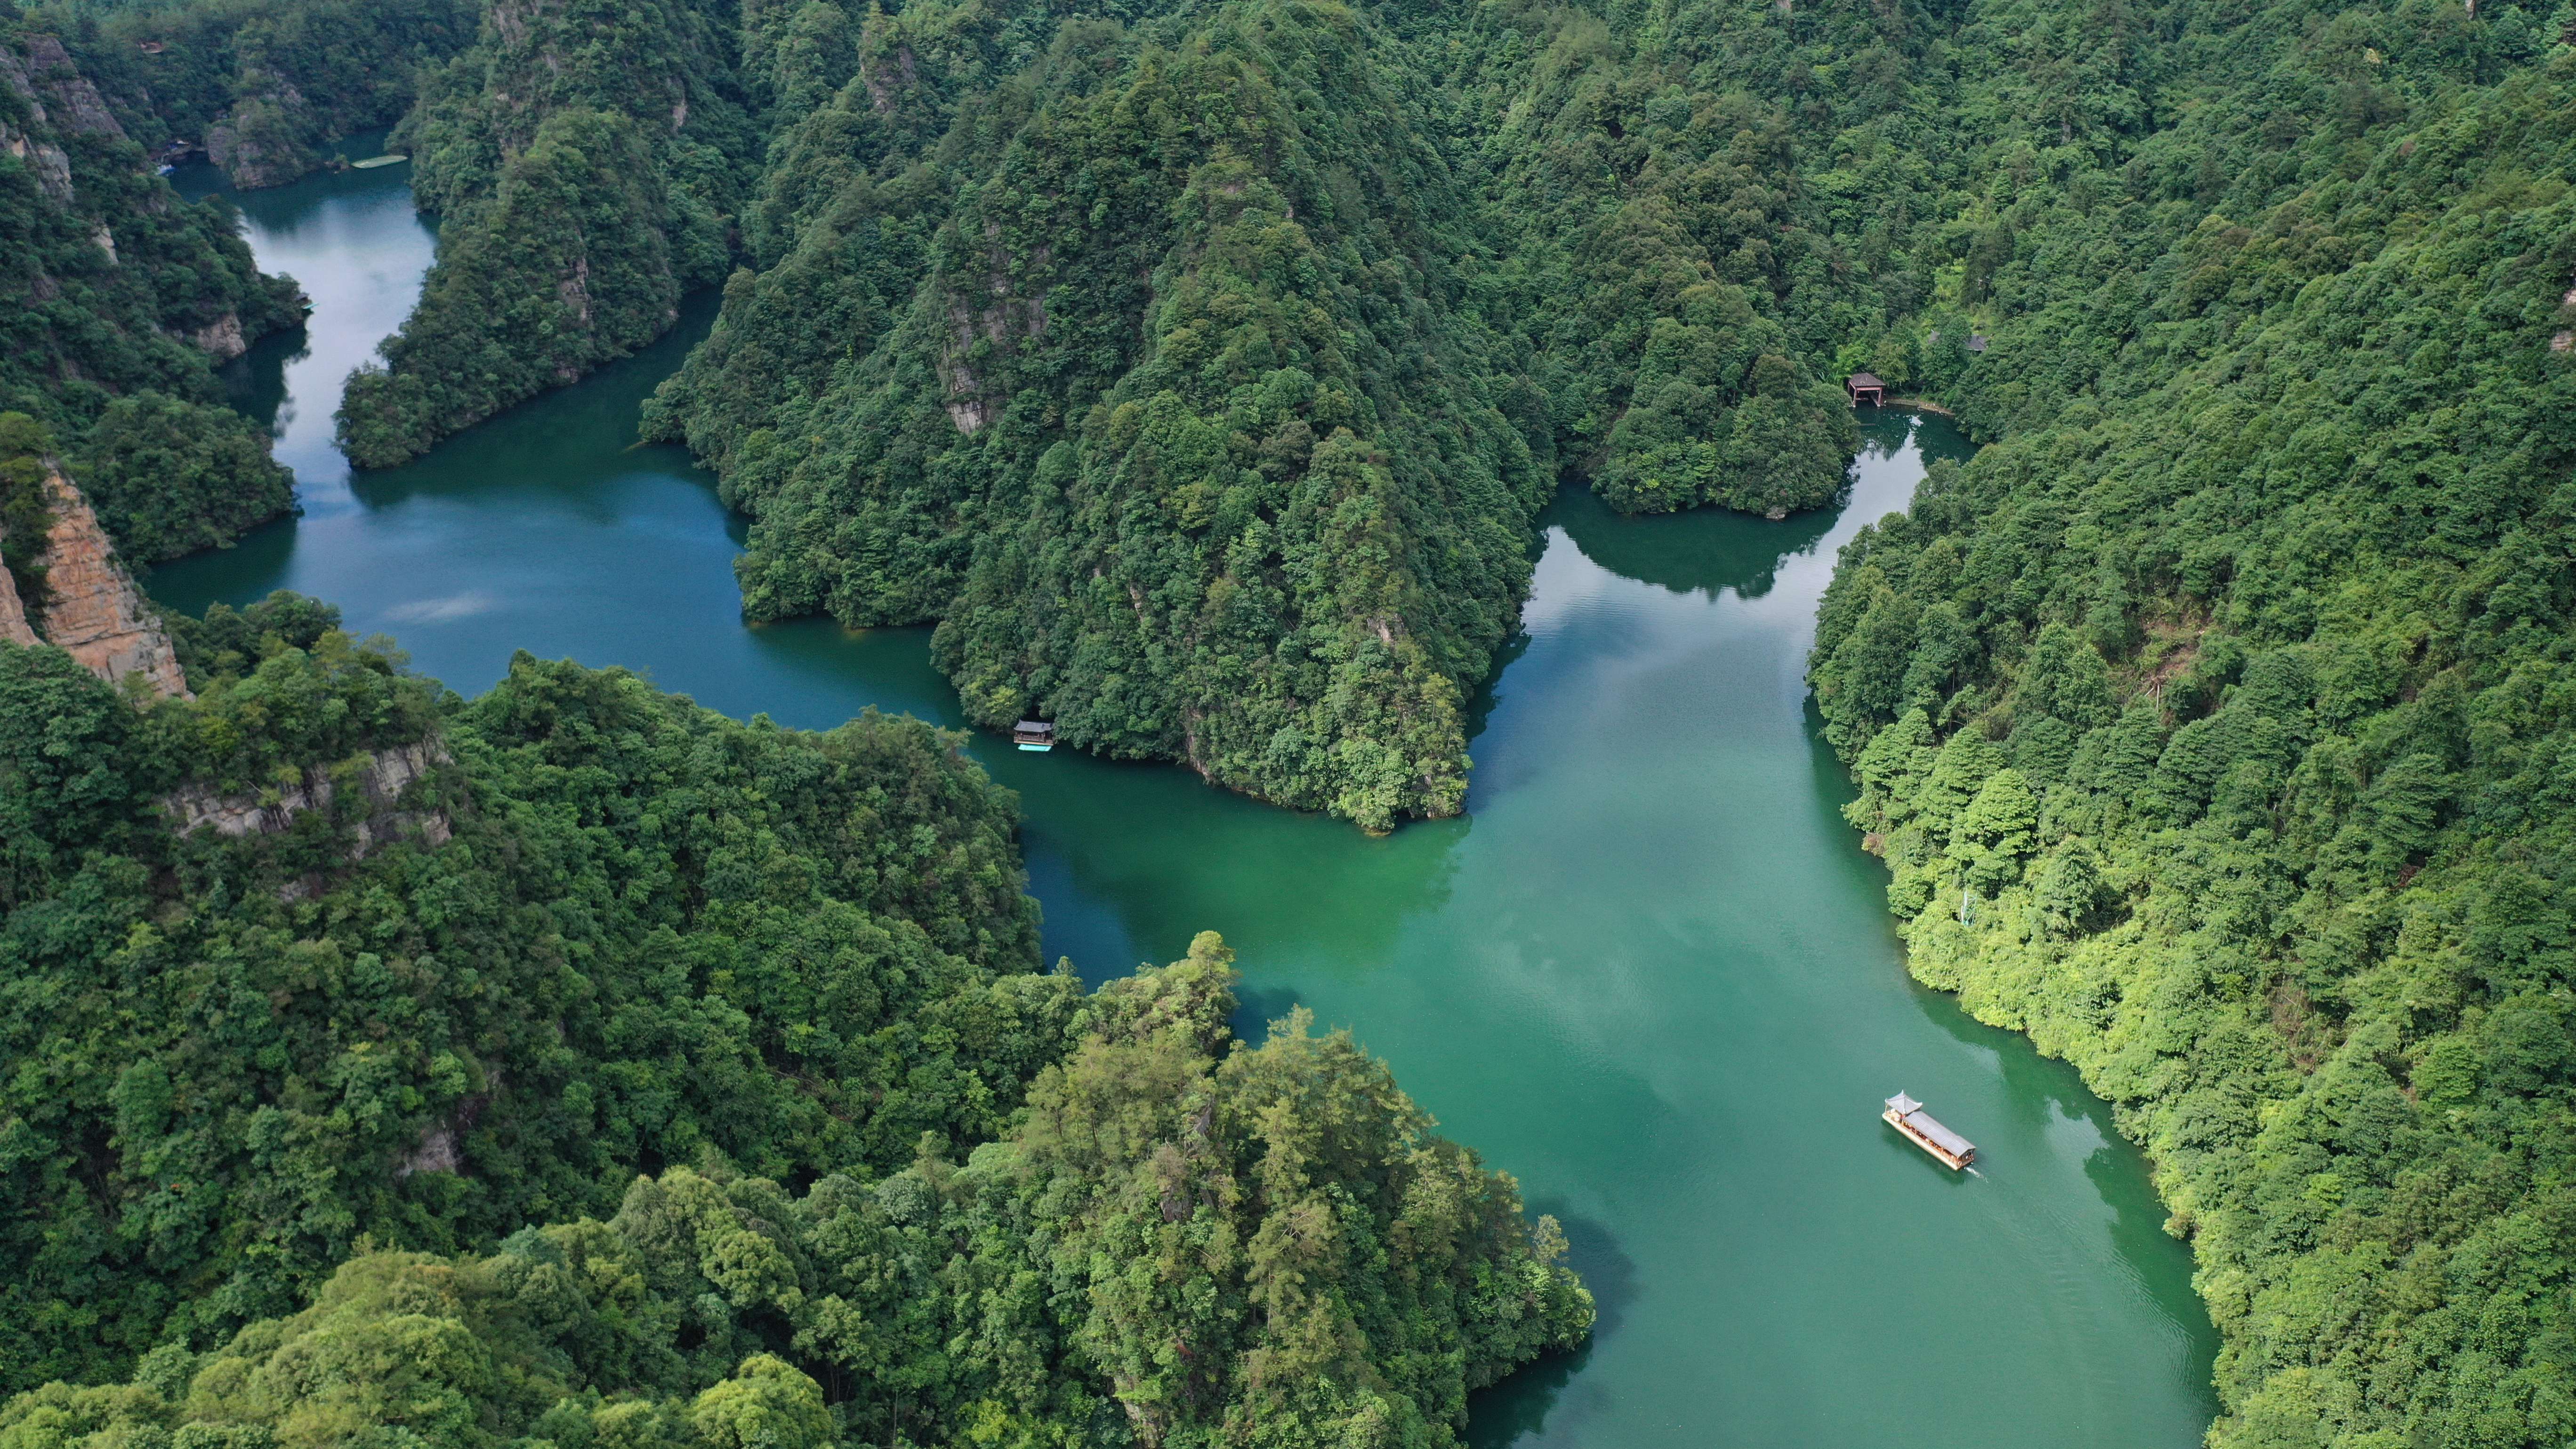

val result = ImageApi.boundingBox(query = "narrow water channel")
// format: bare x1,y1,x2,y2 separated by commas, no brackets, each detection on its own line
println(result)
154,153,2222,1448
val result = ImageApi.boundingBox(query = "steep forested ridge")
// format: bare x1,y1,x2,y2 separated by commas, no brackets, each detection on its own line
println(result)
39,0,477,188
0,598,1591,1440
338,0,1892,826
211,0,2576,836
12,0,2576,1438
0,21,303,566
331,0,757,465
658,2,1546,829
1803,8,2576,1447
646,0,1888,826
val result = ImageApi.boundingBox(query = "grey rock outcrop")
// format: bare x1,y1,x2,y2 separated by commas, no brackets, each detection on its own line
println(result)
163,738,454,855
0,117,74,204
191,312,249,360
2,37,129,143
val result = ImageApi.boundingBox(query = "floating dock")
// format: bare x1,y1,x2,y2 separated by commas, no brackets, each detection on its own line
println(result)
1012,720,1055,752
1884,1091,1976,1170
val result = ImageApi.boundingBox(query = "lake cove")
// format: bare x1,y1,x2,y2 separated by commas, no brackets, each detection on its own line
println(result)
154,154,2222,1449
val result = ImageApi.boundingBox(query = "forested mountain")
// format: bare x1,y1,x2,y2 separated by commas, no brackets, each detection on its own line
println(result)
332,0,757,464
37,0,476,187
11,0,2576,1439
1803,10,2576,1449
0,969,1589,1449
0,600,1591,1438
0,22,303,566
331,0,1880,825
659,2,1546,828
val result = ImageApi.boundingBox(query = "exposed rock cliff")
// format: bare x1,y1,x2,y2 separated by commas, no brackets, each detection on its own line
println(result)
205,111,306,190
0,35,121,213
0,558,35,646
34,473,189,698
4,36,129,143
189,312,249,360
164,738,453,856
0,118,74,204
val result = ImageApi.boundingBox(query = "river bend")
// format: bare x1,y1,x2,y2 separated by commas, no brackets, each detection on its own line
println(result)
155,150,2221,1448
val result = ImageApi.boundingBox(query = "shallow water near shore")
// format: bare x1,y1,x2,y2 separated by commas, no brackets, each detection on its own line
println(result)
153,153,2223,1448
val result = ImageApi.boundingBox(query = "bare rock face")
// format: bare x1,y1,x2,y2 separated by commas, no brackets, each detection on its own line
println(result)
163,738,454,854
36,474,191,699
0,42,84,208
191,312,248,360
399,1126,464,1177
203,122,275,188
0,555,37,646
204,92,313,190
10,38,129,142
0,119,73,204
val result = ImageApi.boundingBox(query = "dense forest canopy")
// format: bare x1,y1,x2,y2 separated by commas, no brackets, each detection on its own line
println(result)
38,0,476,186
9,0,2576,1441
331,0,756,465
340,0,2569,837
0,18,303,567
0,601,1592,1443
331,0,1882,827
1799,7,2576,1449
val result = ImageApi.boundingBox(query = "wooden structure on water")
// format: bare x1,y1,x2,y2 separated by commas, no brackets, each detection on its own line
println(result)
1013,720,1056,752
1845,372,1887,406
1884,1091,1976,1170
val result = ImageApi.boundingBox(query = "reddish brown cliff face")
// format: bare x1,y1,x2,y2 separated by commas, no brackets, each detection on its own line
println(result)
0,555,35,646
33,474,190,699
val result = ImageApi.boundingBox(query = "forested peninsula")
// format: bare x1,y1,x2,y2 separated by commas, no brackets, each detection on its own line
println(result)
0,595,1594,1441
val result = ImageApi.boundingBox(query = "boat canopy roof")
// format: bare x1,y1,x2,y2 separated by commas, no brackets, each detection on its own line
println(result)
1886,1091,1923,1116
1902,1109,1975,1159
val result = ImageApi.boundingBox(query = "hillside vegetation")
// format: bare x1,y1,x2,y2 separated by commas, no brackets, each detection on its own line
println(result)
331,0,756,465
40,0,477,188
10,0,2576,1438
1804,8,2576,1447
0,22,303,565
0,597,1592,1441
333,0,1885,824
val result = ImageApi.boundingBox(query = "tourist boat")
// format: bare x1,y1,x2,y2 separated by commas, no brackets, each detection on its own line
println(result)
1012,720,1055,752
1883,1091,1976,1170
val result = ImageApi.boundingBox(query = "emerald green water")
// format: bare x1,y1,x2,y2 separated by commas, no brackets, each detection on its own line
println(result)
154,156,2221,1447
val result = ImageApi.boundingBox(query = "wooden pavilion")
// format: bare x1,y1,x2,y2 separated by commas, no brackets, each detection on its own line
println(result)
1846,372,1887,406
